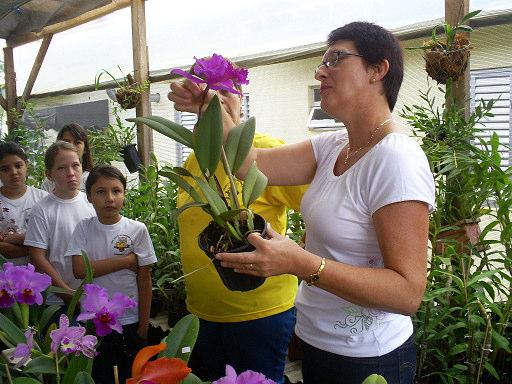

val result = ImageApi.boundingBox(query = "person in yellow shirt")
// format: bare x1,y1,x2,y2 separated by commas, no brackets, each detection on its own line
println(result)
170,84,306,383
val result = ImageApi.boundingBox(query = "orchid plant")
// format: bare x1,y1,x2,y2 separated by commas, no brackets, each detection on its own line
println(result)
0,257,135,384
129,54,268,250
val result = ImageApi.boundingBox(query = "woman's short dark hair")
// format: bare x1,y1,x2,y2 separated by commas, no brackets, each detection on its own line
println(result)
328,22,403,111
57,123,93,172
0,142,28,163
86,165,126,196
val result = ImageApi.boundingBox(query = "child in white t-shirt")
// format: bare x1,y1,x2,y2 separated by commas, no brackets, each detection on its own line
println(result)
65,165,156,384
0,142,48,265
24,141,96,305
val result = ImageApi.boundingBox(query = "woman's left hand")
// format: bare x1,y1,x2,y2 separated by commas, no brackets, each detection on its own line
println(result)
215,224,305,277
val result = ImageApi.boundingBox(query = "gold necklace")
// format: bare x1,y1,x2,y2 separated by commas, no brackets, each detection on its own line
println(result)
343,118,392,165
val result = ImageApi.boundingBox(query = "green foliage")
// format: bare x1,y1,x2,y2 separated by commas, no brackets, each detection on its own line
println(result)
402,87,512,383
1,103,47,187
425,10,480,51
129,94,268,248
158,314,199,363
121,156,183,306
88,104,136,165
287,209,305,245
361,374,388,384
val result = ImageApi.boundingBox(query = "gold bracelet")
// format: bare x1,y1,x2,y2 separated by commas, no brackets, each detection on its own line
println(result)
305,257,326,286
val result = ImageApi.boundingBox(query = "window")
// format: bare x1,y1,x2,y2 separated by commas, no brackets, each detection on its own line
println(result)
471,68,512,169
175,93,250,166
307,87,345,130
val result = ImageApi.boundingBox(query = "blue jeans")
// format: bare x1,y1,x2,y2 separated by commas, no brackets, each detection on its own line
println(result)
301,334,416,384
189,307,296,384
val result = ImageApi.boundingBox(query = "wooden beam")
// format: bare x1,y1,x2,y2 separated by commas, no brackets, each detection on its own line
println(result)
7,0,132,48
3,46,18,130
21,34,53,104
445,0,470,116
0,95,7,111
131,0,153,168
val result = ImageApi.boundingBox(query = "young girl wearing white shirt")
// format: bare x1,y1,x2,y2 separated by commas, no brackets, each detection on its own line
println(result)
24,141,96,305
0,142,48,265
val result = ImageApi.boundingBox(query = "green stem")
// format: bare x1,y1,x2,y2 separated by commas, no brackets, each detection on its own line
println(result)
4,364,13,384
220,146,240,211
476,300,492,383
55,353,61,384
21,303,29,329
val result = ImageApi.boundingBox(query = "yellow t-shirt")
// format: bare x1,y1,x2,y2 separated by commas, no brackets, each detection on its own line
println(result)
178,132,307,322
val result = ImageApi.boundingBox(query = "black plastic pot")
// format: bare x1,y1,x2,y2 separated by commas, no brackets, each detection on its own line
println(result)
198,214,267,292
120,144,141,173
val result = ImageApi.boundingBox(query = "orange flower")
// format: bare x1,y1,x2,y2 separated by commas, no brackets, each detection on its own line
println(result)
127,343,192,384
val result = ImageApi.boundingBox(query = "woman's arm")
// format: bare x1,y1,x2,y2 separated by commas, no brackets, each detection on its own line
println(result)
217,200,429,316
136,265,152,340
72,252,138,279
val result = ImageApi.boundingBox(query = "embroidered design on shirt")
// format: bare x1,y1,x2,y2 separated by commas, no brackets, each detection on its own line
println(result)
333,307,386,334
111,234,133,254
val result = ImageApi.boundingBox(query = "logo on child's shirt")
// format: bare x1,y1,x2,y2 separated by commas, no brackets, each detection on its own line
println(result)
111,234,133,254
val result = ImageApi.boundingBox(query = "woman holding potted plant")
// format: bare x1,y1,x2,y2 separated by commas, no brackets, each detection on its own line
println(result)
171,23,435,383
170,73,307,383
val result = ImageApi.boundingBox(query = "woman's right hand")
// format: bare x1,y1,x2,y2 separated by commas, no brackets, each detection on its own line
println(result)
168,79,210,114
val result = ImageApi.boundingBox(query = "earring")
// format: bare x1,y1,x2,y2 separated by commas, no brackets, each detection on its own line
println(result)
370,78,376,83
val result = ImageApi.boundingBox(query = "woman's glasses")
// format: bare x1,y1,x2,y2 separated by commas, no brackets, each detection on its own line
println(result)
315,50,364,73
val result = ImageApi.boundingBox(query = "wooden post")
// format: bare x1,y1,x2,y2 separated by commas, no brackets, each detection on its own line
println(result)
21,34,53,106
445,0,470,116
131,0,153,167
3,46,18,131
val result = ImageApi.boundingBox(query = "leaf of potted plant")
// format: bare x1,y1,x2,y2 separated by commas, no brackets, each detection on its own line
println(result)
128,54,268,291
408,10,481,84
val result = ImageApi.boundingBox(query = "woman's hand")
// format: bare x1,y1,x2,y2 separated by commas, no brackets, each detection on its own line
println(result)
215,224,306,277
168,79,212,114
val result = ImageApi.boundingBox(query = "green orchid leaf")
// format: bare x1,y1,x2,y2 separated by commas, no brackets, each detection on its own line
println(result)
460,9,481,24
225,117,256,174
23,355,57,374
361,374,388,384
194,95,223,176
218,209,247,222
62,355,92,384
73,372,95,384
38,304,62,336
160,170,203,203
172,166,195,177
183,373,208,383
242,163,268,207
176,202,209,217
12,378,43,384
127,116,193,148
194,177,228,217
0,312,25,344
158,314,199,363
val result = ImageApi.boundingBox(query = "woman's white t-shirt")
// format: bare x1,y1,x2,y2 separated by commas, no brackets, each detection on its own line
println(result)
0,186,49,265
65,216,157,325
24,192,96,305
296,131,435,358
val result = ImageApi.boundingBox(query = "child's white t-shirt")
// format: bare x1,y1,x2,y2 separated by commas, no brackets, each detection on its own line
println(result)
40,171,90,193
24,192,96,305
296,131,435,358
65,216,157,325
0,186,49,265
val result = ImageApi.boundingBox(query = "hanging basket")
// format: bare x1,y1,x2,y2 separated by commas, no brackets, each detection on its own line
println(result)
115,87,141,110
120,143,142,173
423,34,471,84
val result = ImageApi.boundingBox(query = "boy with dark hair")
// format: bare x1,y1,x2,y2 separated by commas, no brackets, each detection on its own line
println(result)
65,165,156,384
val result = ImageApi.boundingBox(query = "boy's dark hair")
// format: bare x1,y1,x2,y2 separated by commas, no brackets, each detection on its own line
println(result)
86,165,127,196
0,142,28,162
57,123,94,172
45,140,79,171
327,22,404,111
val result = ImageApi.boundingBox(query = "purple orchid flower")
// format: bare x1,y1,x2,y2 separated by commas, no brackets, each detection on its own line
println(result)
12,263,51,305
12,328,35,368
50,314,97,358
213,365,276,384
0,262,17,308
171,53,249,95
77,284,136,336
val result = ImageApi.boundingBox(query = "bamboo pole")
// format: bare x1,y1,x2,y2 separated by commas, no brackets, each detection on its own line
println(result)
21,34,53,106
3,46,17,131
